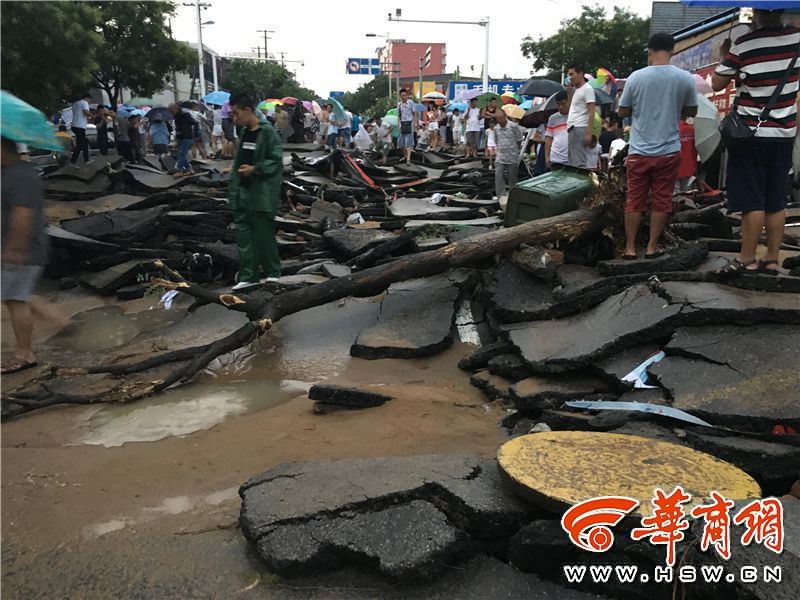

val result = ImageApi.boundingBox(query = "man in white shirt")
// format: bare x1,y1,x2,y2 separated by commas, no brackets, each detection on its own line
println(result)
464,98,482,158
566,64,596,168
69,92,92,166
341,108,353,148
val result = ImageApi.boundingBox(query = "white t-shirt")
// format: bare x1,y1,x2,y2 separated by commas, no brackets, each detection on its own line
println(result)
486,128,496,147
212,108,222,125
452,115,462,134
609,138,627,160
342,111,353,130
567,83,595,128
72,99,89,129
465,107,481,132
376,123,392,142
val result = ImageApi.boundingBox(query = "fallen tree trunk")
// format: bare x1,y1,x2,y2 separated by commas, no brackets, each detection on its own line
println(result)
3,207,605,419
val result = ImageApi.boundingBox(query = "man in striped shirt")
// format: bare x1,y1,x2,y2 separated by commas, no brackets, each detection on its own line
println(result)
712,9,800,275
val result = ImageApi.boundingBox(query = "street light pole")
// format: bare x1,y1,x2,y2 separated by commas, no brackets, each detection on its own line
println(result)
388,13,490,92
366,32,393,100
195,2,205,95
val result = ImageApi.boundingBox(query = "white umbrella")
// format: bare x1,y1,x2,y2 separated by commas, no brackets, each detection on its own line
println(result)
422,91,446,101
694,93,721,163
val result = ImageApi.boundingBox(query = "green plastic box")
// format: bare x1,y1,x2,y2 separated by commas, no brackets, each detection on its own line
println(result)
504,168,593,227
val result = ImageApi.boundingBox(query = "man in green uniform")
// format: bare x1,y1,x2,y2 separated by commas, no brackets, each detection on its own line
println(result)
228,93,283,290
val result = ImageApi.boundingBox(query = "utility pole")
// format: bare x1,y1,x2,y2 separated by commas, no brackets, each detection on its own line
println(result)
257,28,275,61
251,46,263,59
182,1,211,97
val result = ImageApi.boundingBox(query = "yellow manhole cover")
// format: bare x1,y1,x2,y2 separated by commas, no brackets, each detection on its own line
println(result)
497,431,761,515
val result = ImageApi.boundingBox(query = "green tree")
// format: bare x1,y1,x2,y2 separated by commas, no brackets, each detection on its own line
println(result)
521,4,650,80
340,76,393,115
222,59,316,101
1,1,103,114
91,1,195,104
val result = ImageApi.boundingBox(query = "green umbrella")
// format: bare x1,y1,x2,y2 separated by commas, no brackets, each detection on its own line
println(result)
477,92,502,108
326,97,345,121
257,100,278,111
385,108,398,117
127,97,154,107
0,90,61,151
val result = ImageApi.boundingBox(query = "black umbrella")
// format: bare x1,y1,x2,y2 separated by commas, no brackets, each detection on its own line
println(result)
519,93,558,128
146,106,173,121
591,87,615,106
518,78,564,98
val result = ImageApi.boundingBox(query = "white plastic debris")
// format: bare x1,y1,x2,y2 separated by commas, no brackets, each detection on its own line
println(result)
159,290,180,310
346,212,365,225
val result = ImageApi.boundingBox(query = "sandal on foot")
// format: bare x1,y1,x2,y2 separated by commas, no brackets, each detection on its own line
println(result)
756,260,779,276
645,249,665,260
1,359,38,374
621,253,637,261
715,258,757,275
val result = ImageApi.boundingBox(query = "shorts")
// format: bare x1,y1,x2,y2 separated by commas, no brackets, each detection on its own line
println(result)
397,132,415,148
222,118,235,141
212,124,223,137
726,138,793,214
327,132,339,147
625,152,681,214
428,122,439,131
466,130,481,148
153,143,168,155
487,142,497,151
1,265,43,302
377,140,392,154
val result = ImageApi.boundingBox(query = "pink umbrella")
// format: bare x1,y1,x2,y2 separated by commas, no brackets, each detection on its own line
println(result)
693,73,713,94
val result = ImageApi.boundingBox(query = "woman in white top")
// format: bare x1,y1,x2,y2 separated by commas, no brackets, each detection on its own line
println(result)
424,102,440,152
211,105,223,157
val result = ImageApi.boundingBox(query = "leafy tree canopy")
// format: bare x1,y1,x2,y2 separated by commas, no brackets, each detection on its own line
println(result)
521,4,650,80
91,1,195,105
340,76,393,115
222,59,316,102
1,1,102,115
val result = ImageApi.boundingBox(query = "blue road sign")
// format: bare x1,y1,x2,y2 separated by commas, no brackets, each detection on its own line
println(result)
347,58,381,75
329,91,345,98
447,80,529,100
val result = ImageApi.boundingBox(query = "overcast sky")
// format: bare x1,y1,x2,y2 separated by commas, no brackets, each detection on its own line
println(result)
170,0,656,97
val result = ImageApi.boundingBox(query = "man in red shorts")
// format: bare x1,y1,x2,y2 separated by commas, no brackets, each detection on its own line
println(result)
617,33,697,259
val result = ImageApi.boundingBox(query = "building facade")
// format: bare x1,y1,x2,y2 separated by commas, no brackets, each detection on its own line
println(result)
378,40,446,79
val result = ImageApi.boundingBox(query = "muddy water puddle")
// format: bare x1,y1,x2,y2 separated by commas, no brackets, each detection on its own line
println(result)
78,379,312,447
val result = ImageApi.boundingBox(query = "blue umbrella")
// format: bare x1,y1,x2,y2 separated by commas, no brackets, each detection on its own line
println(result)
447,101,468,112
519,99,533,110
0,90,61,151
202,90,230,106
413,103,426,113
681,1,800,7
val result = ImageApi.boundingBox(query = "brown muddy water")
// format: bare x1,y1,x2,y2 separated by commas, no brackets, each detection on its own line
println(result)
1,284,507,598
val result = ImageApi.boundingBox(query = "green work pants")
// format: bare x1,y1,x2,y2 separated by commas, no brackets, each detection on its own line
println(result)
234,211,280,282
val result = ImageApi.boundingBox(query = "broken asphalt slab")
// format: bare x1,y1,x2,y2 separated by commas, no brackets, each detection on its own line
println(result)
389,197,477,221
510,375,614,416
239,455,530,580
596,241,708,276
649,324,800,426
507,282,800,373
60,206,165,244
323,228,397,257
350,274,462,360
308,384,392,410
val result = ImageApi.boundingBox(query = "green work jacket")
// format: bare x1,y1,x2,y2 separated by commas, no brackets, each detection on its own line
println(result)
228,122,283,214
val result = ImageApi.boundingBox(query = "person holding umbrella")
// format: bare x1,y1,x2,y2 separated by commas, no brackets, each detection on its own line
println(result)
1,92,69,373
227,93,283,290
463,97,482,158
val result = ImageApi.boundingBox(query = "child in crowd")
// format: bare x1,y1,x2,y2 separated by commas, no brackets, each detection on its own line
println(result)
485,118,497,169
585,135,602,171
